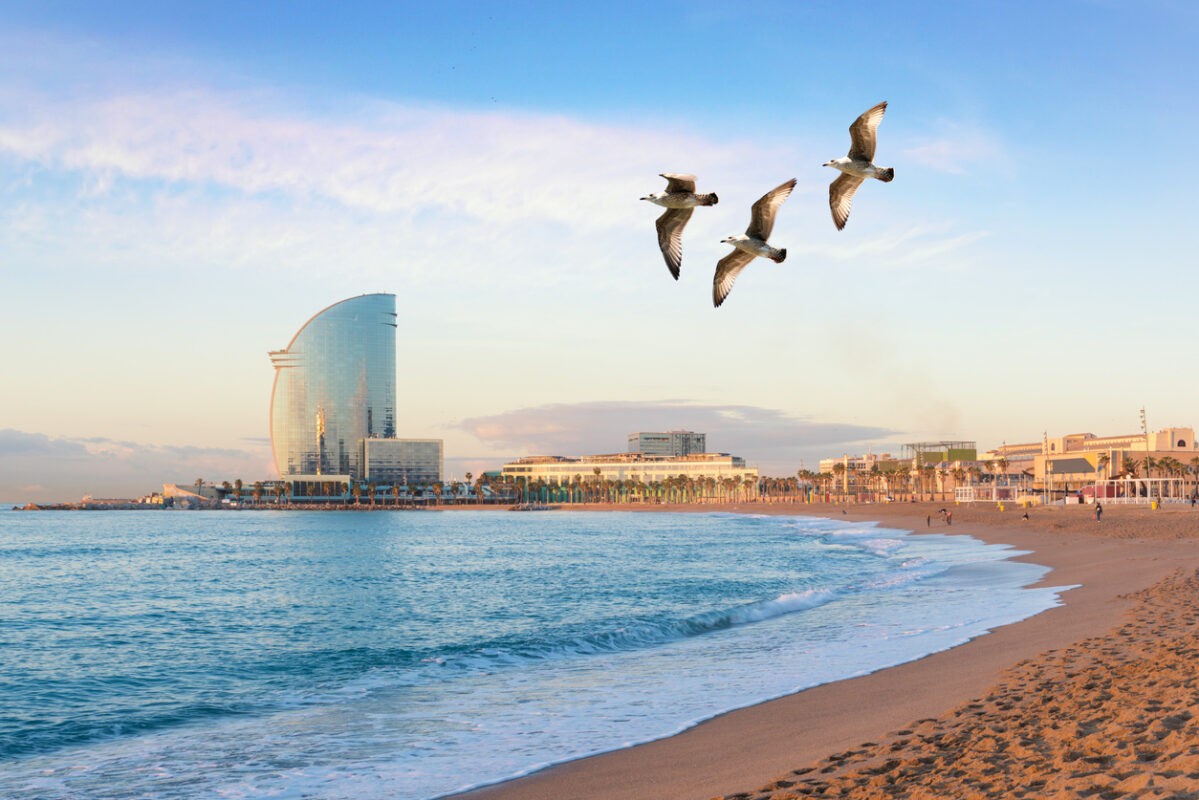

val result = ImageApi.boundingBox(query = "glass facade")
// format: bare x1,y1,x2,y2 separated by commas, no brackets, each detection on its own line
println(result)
628,431,706,457
270,294,397,480
361,438,443,485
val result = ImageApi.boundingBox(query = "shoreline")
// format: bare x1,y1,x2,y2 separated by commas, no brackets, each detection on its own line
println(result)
452,501,1199,800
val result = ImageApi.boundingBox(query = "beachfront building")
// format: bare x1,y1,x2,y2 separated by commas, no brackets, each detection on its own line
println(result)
269,294,397,480
817,452,903,499
501,452,759,502
1031,427,1199,503
361,438,444,485
978,441,1042,479
627,431,706,457
958,427,1199,504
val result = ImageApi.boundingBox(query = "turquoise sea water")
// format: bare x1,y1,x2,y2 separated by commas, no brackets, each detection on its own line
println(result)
0,510,1068,799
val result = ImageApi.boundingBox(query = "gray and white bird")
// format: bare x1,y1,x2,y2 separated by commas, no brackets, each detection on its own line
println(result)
712,178,796,308
823,101,894,231
640,173,719,279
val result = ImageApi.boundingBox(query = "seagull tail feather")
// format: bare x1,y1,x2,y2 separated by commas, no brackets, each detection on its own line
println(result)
772,248,787,264
699,193,719,206
877,167,895,183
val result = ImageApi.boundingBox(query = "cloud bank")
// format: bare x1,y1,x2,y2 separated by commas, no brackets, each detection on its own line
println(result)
0,429,273,504
456,400,898,475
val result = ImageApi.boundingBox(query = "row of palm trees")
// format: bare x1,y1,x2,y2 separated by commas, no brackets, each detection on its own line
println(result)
1097,453,1199,482
194,457,1045,509
197,472,767,507
1094,453,1199,500
202,477,498,507
791,458,1020,504
507,471,761,505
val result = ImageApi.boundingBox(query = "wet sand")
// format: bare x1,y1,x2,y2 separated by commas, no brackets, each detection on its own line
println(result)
453,501,1199,800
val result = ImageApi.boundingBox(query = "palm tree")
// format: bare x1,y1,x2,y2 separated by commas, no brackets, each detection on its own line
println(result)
252,481,263,505
1124,457,1140,479
432,482,444,505
831,463,846,502
233,479,243,503
464,472,473,503
921,465,936,501
368,482,377,507
352,482,362,506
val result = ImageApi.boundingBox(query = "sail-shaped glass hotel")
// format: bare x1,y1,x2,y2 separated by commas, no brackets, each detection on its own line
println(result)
269,294,397,480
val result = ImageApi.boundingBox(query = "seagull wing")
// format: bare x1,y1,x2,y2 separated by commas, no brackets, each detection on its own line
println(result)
745,178,796,241
661,173,697,193
713,249,756,308
848,101,887,162
829,173,864,231
656,208,693,279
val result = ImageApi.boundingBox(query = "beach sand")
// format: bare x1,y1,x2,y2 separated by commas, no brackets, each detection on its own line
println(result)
453,501,1199,800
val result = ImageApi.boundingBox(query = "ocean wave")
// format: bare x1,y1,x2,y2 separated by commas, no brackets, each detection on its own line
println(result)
400,587,845,680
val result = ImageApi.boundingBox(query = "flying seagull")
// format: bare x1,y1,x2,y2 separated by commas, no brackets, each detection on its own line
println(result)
713,178,796,308
823,101,894,230
640,173,719,279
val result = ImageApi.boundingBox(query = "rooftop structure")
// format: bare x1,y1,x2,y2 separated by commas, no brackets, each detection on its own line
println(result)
900,441,977,465
627,431,706,457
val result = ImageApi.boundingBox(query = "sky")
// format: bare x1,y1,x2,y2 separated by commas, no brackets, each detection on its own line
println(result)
2,1,1198,502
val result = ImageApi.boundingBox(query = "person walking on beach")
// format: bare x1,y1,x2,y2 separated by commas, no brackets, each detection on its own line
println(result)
946,510,953,526
1095,502,1103,522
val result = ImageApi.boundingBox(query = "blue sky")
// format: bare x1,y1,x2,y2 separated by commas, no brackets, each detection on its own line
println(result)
2,1,1198,501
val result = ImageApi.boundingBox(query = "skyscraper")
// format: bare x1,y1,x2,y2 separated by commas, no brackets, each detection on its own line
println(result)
269,294,396,480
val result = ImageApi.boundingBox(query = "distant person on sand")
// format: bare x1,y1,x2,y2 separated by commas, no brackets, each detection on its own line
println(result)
1096,502,1103,522
946,510,952,525
926,515,931,527
1022,512,1030,521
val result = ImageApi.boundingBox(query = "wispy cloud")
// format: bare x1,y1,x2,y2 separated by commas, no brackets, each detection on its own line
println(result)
902,122,1010,176
797,222,990,270
456,400,898,474
0,75,783,285
0,36,991,286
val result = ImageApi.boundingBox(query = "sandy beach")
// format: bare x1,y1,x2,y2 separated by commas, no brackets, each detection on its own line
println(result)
454,501,1199,800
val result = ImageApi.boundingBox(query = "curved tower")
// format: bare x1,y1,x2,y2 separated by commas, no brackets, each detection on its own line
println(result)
269,294,396,479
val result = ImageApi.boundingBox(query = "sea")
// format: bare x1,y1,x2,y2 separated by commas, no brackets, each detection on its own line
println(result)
0,509,1070,800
